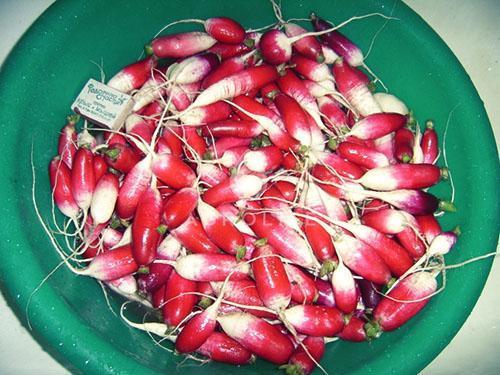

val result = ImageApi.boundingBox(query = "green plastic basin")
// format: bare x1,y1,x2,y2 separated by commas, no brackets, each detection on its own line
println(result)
0,0,498,374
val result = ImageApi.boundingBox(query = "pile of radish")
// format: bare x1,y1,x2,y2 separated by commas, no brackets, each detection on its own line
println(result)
46,4,461,374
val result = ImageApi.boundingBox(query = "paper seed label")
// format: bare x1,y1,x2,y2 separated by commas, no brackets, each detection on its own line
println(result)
71,79,133,130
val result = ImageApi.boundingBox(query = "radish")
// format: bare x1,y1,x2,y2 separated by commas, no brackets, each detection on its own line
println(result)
370,189,440,216
358,279,381,309
162,270,198,327
261,185,300,231
201,50,255,90
202,119,263,138
93,155,107,182
165,81,200,111
284,264,318,305
131,70,166,111
58,114,79,168
209,145,249,168
49,157,80,218
361,208,415,235
161,187,198,229
251,242,292,311
138,235,181,293
151,153,196,189
104,143,140,174
107,56,157,93
170,215,220,254
303,79,337,98
125,114,153,144
208,136,252,157
210,280,275,318
197,199,246,256
131,185,162,266
181,126,207,160
331,262,358,314
311,13,363,66
90,172,119,225
203,174,264,206
259,29,292,65
373,92,409,115
333,233,391,284
71,148,96,210
372,272,437,332
282,305,344,337
101,227,123,249
395,128,414,163
348,113,407,140
317,96,348,131
291,54,333,82
338,316,367,342
170,253,250,282
333,58,381,116
196,332,254,365
116,155,152,220
217,204,255,236
416,214,442,243
396,226,427,259
339,221,414,277
358,164,443,191
314,278,336,307
422,121,439,164
244,204,318,269
180,100,232,124
208,40,252,60
218,312,294,364
166,53,219,85
204,17,246,44
197,163,229,186
316,151,365,179
337,141,390,169
427,231,457,257
148,32,217,58
311,165,366,202
284,23,325,63
80,244,138,281
274,93,312,146
243,145,283,173
189,65,278,108
281,336,325,375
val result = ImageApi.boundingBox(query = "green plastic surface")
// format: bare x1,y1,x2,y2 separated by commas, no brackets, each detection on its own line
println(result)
0,0,498,374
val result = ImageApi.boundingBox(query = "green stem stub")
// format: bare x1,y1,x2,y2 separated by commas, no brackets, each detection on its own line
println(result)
156,224,168,235
67,114,80,124
440,167,449,180
453,225,462,236
439,200,457,212
137,266,150,275
319,260,336,277
364,320,382,340
144,44,154,57
279,364,305,375
254,238,268,247
105,147,120,161
243,38,255,48
236,246,247,261
327,137,338,151
401,154,412,163
198,297,213,309
425,119,435,129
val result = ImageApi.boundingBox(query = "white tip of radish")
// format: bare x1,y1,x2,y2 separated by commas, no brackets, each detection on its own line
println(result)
111,225,132,249
243,151,267,173
108,275,138,295
157,235,182,259
231,175,264,199
373,93,409,115
217,312,252,340
348,85,382,117
107,72,135,93
197,199,219,226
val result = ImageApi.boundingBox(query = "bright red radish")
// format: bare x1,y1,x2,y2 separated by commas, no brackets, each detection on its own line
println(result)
348,113,407,140
358,164,442,191
311,165,366,202
190,65,278,108
161,125,184,158
395,128,414,163
284,264,318,305
281,336,325,375
244,205,317,269
58,115,78,168
331,262,358,314
162,187,198,229
283,305,344,337
333,233,391,284
93,155,107,182
284,22,325,62
210,280,275,319
90,172,119,225
416,214,442,243
116,155,152,220
203,174,264,206
274,93,312,145
340,221,414,277
338,316,367,342
49,157,80,218
337,141,390,169
372,272,437,332
71,148,95,210
163,270,198,327
251,242,291,311
180,100,232,124
132,185,162,266
104,144,140,173
208,136,252,157
218,312,294,364
196,332,254,365
170,215,220,254
311,13,363,66
243,146,283,173
208,41,252,60
201,52,254,89
396,226,426,259
259,29,292,65
422,121,439,164
197,199,246,256
316,151,365,179
181,126,207,160
202,119,263,138
172,253,250,282
333,58,381,116
107,56,157,93
152,153,196,189
80,244,138,281
166,81,200,111
204,17,246,44
148,32,217,58
317,96,348,131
